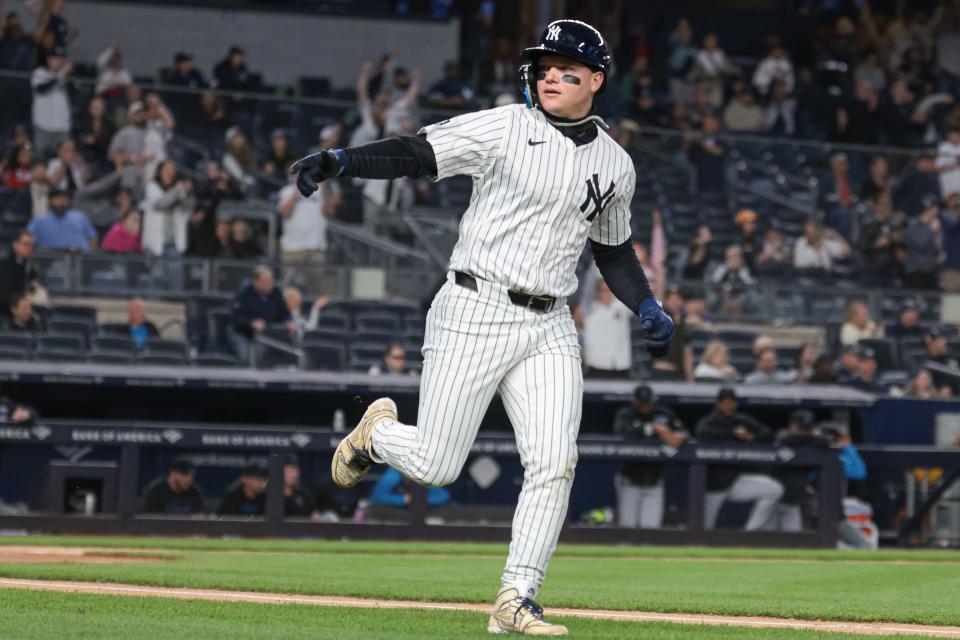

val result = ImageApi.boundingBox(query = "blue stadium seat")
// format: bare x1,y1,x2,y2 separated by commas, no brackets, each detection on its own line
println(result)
142,339,189,358
92,335,135,353
192,353,241,368
36,333,85,351
88,349,135,364
138,353,187,365
302,343,345,371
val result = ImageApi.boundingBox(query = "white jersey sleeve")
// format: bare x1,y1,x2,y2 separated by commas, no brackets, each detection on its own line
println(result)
418,108,510,181
588,163,635,246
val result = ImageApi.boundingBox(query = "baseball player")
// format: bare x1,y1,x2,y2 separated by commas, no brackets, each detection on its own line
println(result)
291,19,673,636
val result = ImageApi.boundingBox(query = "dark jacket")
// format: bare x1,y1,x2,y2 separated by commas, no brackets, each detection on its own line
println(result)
230,283,290,337
217,485,264,516
143,478,205,515
0,252,38,309
775,431,830,505
695,410,774,491
613,404,686,486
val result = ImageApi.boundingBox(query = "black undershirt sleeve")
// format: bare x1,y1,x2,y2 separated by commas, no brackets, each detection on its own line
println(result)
341,135,438,180
589,239,653,313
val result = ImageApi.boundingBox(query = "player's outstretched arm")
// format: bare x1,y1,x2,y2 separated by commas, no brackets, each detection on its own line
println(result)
289,135,438,197
590,239,674,357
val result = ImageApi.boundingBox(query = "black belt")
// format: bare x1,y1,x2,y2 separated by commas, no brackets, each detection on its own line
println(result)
453,271,557,312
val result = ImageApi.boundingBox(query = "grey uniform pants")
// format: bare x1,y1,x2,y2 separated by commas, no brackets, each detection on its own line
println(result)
704,473,785,530
615,477,665,529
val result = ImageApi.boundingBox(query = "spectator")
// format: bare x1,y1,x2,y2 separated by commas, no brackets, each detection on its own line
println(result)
262,129,295,182
222,127,256,194
794,343,818,384
638,209,668,298
809,353,839,384
755,227,791,276
169,51,207,87
185,90,228,136
696,387,783,530
941,191,960,291
0,230,40,307
108,101,153,194
824,153,855,208
0,390,35,424
427,60,472,109
613,385,688,528
895,152,941,217
903,368,952,399
744,347,796,384
686,112,725,194
763,79,796,136
904,198,944,289
126,297,159,352
228,265,292,363
4,294,41,332
278,171,340,290
186,188,224,259
369,467,450,508
223,218,262,259
668,18,698,103
840,300,884,346
580,279,632,378
844,81,885,145
217,464,267,516
886,301,924,341
752,42,794,96
142,458,205,515
936,126,960,200
858,194,901,286
0,12,37,126
707,245,757,318
694,340,738,382
835,344,862,383
368,341,416,376
33,0,76,50
212,45,258,122
77,96,116,169
143,92,175,158
722,82,764,132
859,156,893,203
46,138,88,192
2,143,32,188
282,457,318,518
883,79,927,148
141,160,194,257
650,288,694,381
27,189,96,251
282,286,329,338
770,410,827,531
734,209,760,273
623,58,662,127
846,347,885,394
683,289,715,331
196,160,242,202
854,49,887,93
793,217,851,272
351,63,401,147
29,162,48,216
30,44,71,160
681,225,712,280
101,209,142,254
923,327,960,375
94,45,131,100
692,32,734,107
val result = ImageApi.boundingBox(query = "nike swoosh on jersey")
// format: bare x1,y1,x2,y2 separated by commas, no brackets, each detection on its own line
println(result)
527,139,547,146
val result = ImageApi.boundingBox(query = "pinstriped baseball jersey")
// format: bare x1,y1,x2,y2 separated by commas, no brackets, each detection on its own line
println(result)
420,104,635,297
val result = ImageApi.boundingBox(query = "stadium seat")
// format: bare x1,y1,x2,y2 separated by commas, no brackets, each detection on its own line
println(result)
302,343,345,371
49,304,97,324
352,331,396,346
34,347,85,362
142,339,189,358
92,335,136,353
36,333,85,352
313,311,349,332
192,353,241,368
349,341,387,371
97,322,131,336
354,312,401,333
46,319,92,346
88,349,135,364
138,353,187,365
0,333,33,351
0,346,29,361
303,328,348,344
254,340,299,369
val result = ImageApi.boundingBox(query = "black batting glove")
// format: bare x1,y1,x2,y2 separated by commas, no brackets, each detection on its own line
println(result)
289,150,343,197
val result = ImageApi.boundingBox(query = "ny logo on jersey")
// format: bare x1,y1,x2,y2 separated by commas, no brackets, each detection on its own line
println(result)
546,25,562,41
579,174,616,222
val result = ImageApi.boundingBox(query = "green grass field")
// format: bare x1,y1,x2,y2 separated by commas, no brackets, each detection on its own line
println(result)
0,536,958,639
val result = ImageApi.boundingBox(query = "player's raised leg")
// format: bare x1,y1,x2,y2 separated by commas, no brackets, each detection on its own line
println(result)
368,279,527,487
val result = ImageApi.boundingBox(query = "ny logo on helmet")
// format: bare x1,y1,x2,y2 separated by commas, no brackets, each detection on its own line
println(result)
580,174,616,222
546,25,562,41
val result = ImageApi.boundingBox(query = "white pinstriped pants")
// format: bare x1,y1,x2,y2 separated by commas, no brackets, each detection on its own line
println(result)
371,273,583,599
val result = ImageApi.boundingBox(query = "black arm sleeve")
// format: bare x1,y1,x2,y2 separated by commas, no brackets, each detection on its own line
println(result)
589,239,653,313
341,135,438,180
33,78,59,94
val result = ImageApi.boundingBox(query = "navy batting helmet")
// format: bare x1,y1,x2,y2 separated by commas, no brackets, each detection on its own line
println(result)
519,19,612,108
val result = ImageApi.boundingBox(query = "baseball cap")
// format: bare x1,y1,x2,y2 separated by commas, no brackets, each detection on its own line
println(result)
789,410,816,429
175,51,192,63
857,346,877,360
900,299,918,314
716,387,737,402
927,326,946,340
920,194,940,211
49,45,66,58
241,464,267,478
170,458,194,474
840,344,861,356
633,385,656,403
270,128,287,141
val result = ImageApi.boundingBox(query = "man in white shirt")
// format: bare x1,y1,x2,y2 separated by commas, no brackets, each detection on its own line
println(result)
936,126,960,199
752,44,794,96
793,218,850,271
744,347,797,384
278,175,340,292
31,46,72,160
582,278,632,378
